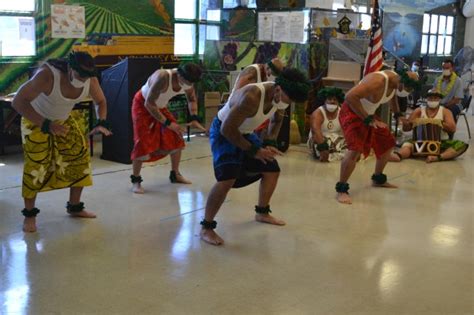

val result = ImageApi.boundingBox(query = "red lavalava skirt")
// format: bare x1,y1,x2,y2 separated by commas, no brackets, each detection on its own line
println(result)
131,91,185,162
339,102,395,158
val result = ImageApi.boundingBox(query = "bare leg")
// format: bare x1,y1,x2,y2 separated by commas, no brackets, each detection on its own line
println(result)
170,149,191,184
372,149,397,188
255,172,285,225
200,179,235,246
68,187,96,218
23,196,37,233
389,145,412,162
426,146,466,163
337,150,360,204
132,159,144,194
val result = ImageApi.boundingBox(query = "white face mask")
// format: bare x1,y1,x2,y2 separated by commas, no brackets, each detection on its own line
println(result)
427,101,440,108
272,99,290,110
179,79,193,90
396,88,410,97
442,69,451,77
325,104,338,112
411,65,419,72
70,77,89,88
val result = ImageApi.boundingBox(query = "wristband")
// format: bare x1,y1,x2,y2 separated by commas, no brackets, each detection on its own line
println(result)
188,114,201,123
245,142,261,157
363,115,374,126
163,118,172,126
94,119,112,130
262,139,277,147
316,141,329,151
41,119,51,134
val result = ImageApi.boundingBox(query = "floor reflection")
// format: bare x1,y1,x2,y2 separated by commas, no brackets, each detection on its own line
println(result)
1,237,32,314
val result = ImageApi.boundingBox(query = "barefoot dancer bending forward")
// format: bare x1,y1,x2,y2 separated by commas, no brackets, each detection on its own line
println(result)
130,63,204,194
336,69,419,204
12,52,112,232
200,68,310,245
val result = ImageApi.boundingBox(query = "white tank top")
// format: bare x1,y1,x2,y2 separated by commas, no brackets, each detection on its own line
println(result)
420,106,449,140
141,69,190,108
218,82,276,134
30,63,91,121
319,107,342,135
360,71,396,115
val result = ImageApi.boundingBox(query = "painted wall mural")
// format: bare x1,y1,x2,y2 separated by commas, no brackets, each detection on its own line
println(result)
383,13,423,58
0,0,174,95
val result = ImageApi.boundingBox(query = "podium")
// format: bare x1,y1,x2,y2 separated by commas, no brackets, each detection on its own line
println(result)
101,58,161,164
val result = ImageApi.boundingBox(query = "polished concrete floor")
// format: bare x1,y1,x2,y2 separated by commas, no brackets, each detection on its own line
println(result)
0,117,473,315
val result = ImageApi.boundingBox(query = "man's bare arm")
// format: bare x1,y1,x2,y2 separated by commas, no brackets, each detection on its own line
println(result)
233,67,259,90
310,110,325,144
144,72,168,124
88,77,107,120
442,107,456,133
184,86,198,115
265,109,285,140
12,66,52,126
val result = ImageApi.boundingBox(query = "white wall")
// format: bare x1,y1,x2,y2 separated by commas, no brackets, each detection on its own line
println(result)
465,17,474,48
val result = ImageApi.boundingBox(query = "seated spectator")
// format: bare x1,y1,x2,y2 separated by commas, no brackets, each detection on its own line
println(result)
391,89,468,163
433,59,464,119
307,87,347,162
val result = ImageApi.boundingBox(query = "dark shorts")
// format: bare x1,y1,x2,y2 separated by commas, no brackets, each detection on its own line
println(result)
209,117,280,188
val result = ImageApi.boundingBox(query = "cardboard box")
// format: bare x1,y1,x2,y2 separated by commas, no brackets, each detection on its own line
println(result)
205,92,221,128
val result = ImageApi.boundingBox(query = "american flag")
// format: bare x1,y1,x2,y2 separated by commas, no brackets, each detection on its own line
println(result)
363,0,383,76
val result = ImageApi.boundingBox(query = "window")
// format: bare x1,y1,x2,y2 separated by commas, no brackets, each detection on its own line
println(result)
0,1,36,57
421,13,454,56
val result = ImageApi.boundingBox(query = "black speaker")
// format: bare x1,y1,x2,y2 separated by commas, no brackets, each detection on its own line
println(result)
101,58,161,164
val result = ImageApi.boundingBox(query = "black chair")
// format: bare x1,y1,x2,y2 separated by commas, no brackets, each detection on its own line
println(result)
458,95,472,139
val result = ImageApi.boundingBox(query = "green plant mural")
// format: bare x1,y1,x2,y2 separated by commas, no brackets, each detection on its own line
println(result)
0,0,174,95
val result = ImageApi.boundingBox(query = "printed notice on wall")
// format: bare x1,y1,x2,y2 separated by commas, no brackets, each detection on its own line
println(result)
51,5,85,39
258,13,273,42
258,11,306,43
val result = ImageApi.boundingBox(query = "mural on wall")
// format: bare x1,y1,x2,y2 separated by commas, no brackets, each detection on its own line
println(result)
221,9,256,41
380,0,458,60
0,0,174,95
383,12,423,58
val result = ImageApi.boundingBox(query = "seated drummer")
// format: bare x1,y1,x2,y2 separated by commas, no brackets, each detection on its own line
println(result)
307,87,347,162
391,89,468,163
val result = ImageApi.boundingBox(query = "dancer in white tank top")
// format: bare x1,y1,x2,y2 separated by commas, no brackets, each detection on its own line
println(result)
201,68,311,246
130,63,204,194
12,51,112,233
335,69,419,205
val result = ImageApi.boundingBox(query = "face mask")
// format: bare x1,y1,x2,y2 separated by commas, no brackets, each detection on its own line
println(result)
427,101,440,108
70,77,88,88
179,79,193,90
442,69,451,77
396,88,410,97
272,99,290,110
325,104,338,112
411,65,419,72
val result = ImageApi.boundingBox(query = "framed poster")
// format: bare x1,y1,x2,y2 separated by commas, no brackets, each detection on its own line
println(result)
51,5,86,39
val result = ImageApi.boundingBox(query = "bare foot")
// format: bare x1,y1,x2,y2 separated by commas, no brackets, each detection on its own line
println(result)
68,210,97,218
255,214,286,225
337,192,352,204
426,155,439,163
132,183,145,194
372,182,398,188
23,217,37,233
173,173,192,184
200,229,224,246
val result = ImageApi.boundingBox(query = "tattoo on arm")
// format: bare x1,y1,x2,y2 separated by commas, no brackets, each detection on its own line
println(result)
266,109,285,140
